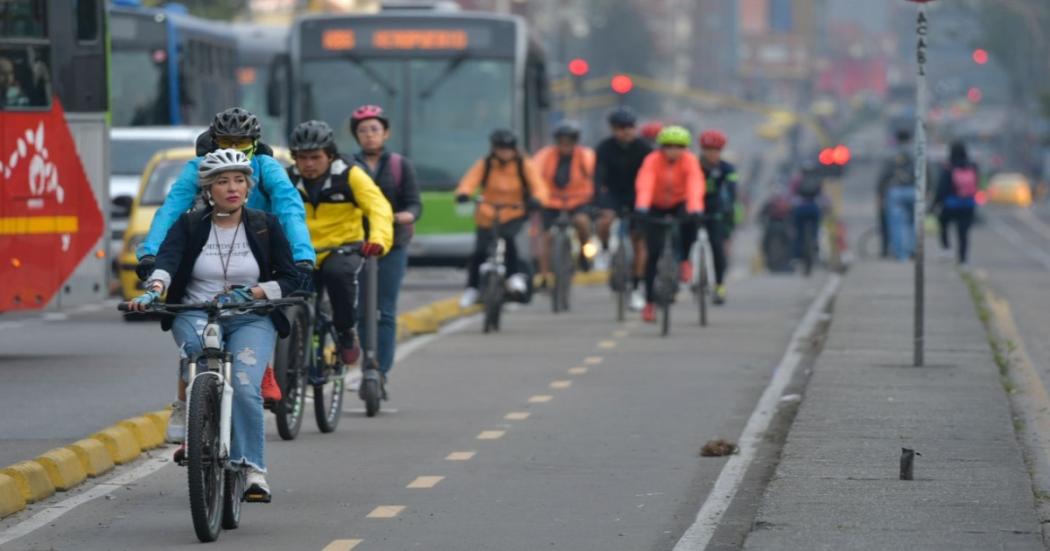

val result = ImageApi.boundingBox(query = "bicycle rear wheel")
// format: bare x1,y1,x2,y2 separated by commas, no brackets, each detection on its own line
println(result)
610,248,628,322
655,238,677,337
552,231,573,313
221,469,243,530
313,328,345,433
187,375,224,543
698,247,708,327
274,306,308,441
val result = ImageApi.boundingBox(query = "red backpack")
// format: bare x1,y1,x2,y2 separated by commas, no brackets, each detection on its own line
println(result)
951,166,978,198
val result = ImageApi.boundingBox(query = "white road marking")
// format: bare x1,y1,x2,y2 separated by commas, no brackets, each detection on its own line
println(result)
366,505,405,519
583,356,603,365
0,455,170,546
445,451,476,461
406,476,444,489
549,380,572,390
504,412,530,421
476,430,506,440
321,539,363,551
527,395,553,403
568,367,588,376
672,274,841,551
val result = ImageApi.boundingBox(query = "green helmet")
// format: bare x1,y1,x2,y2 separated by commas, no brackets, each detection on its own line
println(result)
656,125,691,147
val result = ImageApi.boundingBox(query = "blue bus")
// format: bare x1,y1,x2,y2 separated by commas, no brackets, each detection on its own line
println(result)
108,3,238,127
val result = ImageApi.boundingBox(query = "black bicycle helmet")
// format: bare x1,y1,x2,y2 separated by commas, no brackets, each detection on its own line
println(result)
489,128,518,148
289,120,336,153
210,107,262,139
553,120,582,141
607,107,637,127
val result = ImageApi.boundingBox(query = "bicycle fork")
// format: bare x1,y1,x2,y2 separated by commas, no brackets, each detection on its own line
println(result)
186,321,234,461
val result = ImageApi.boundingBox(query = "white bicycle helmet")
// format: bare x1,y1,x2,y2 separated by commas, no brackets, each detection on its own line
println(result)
198,148,253,186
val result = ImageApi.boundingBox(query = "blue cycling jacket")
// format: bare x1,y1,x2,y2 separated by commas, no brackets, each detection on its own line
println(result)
137,154,316,264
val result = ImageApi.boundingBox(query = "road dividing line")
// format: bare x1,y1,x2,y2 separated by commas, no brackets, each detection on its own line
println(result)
445,451,476,461
406,476,445,489
367,505,405,519
568,366,588,376
0,456,170,547
613,329,628,338
476,430,506,440
597,340,617,349
583,356,603,365
528,394,553,403
322,539,363,551
672,274,841,551
504,412,530,421
549,380,572,389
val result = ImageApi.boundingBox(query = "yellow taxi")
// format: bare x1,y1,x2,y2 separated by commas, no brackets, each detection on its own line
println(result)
985,172,1032,207
118,147,292,300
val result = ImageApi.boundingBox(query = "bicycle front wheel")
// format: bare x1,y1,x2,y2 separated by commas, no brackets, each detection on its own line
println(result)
313,328,345,433
698,248,708,327
482,273,504,333
187,376,224,543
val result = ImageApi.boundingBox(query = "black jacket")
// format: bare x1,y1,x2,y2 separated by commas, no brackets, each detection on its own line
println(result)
594,137,652,202
154,208,299,336
353,151,423,248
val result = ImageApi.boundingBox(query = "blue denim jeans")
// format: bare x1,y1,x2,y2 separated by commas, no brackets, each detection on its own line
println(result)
358,245,408,375
171,311,276,472
885,186,916,261
792,202,821,260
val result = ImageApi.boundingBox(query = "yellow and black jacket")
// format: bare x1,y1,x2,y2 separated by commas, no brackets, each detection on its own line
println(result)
287,158,393,264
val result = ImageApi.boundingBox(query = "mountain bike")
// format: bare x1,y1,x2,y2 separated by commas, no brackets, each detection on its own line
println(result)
119,297,304,543
549,207,576,314
640,214,682,337
478,203,518,334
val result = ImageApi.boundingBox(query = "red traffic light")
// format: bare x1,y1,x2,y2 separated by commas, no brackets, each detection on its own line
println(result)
972,48,988,65
610,74,633,95
568,58,589,77
832,145,851,165
819,148,835,166
967,87,983,103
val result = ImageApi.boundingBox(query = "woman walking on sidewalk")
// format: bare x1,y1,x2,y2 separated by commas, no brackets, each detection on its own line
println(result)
933,141,979,265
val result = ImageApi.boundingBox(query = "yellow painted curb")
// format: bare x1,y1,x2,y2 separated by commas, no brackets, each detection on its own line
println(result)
144,409,172,438
91,426,141,465
119,416,163,450
36,448,87,491
1,461,55,503
68,438,114,477
0,473,25,519
400,307,440,335
428,298,461,324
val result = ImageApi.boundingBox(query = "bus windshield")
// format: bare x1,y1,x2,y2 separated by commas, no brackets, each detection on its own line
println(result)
110,47,167,126
301,56,512,189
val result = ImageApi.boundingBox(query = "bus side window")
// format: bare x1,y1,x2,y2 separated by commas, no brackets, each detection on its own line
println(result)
0,46,50,109
75,0,99,42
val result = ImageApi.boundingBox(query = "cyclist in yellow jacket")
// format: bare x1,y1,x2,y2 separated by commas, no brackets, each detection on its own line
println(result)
286,120,393,363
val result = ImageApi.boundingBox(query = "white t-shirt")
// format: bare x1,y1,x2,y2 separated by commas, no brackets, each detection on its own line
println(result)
184,224,260,304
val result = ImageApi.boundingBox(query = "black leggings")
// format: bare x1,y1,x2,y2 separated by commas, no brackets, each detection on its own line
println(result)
702,217,728,285
939,206,975,263
317,250,363,335
642,206,693,303
467,217,526,289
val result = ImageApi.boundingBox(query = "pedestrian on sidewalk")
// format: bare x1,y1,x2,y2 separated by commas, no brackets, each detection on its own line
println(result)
878,129,915,260
932,141,980,265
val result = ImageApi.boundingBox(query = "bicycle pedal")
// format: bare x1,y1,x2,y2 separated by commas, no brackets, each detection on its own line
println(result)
243,492,271,504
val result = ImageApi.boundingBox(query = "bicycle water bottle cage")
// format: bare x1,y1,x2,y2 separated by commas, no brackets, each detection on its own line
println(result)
203,323,223,353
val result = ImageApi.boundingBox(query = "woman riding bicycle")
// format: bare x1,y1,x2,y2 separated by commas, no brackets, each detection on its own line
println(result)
533,120,596,284
127,149,301,502
455,129,548,308
634,126,705,323
350,105,422,398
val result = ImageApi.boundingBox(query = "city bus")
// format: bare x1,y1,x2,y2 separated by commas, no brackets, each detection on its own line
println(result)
1,0,108,313
232,23,288,146
108,3,238,127
271,8,551,263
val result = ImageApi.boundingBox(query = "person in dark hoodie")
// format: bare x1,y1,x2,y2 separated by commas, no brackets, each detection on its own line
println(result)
932,141,980,265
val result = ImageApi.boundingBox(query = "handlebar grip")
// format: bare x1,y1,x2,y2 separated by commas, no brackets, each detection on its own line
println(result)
117,303,131,312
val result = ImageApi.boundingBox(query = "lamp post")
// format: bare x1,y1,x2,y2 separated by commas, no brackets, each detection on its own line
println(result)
908,0,933,367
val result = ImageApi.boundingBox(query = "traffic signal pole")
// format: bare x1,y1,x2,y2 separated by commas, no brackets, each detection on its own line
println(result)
911,1,932,367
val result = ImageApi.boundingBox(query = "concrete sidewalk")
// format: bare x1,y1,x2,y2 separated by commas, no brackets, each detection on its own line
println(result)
743,259,1043,550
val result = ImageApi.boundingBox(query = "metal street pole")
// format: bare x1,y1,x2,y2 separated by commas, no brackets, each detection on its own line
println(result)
911,1,932,367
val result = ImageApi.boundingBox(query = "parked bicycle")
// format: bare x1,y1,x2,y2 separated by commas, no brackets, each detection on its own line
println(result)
119,297,304,543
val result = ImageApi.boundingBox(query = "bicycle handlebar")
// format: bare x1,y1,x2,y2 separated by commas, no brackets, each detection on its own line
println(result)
118,296,307,315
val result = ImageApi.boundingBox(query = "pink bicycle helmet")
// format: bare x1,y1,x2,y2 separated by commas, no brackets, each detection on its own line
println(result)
350,104,390,134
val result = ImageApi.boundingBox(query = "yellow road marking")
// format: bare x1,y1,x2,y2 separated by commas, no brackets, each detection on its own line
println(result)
446,451,476,461
477,430,506,440
568,366,588,375
528,394,553,403
367,505,405,519
0,216,79,235
504,411,530,420
584,356,603,365
407,476,445,489
549,380,572,389
598,340,617,349
613,329,628,338
322,539,363,551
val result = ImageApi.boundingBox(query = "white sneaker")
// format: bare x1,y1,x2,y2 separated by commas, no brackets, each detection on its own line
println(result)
507,273,528,295
166,401,186,444
459,287,480,308
593,251,611,272
629,289,645,311
245,468,271,501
